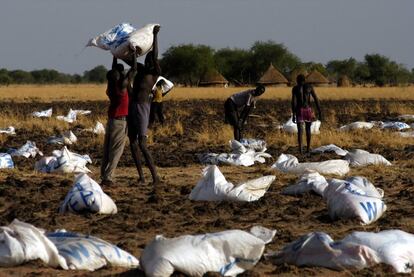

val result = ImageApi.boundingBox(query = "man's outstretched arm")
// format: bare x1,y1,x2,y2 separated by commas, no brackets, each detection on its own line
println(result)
152,25,161,75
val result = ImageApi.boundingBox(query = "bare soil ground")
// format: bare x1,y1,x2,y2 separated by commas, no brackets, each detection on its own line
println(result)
0,99,413,276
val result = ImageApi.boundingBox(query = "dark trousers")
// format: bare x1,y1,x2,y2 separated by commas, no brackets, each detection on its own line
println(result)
224,98,241,141
149,102,165,125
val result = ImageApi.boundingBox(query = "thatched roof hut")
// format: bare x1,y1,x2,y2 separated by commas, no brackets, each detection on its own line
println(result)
258,64,288,87
199,69,229,87
337,75,351,87
306,70,330,87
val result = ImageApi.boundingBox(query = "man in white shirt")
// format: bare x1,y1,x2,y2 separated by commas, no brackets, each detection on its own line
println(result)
224,85,265,141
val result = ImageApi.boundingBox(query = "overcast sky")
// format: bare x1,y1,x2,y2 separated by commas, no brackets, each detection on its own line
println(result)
1,0,413,74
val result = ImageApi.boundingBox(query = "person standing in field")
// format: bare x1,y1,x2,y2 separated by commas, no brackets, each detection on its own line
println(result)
128,25,161,191
291,74,322,154
224,85,266,141
100,49,137,186
149,79,172,126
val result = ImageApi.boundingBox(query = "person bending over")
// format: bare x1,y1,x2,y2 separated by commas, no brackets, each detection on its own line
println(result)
224,85,265,141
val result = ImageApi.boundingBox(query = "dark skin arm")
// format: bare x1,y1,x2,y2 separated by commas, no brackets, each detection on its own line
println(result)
311,88,322,120
291,88,298,123
239,105,252,129
112,56,117,70
152,25,161,75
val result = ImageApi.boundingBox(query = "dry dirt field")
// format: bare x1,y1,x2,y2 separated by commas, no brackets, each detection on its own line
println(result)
0,86,413,276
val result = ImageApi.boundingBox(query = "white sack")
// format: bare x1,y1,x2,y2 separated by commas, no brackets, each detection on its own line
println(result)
152,76,174,94
239,138,267,153
269,231,379,271
57,109,77,123
140,226,276,277
87,22,160,60
342,230,414,273
0,153,14,169
48,131,78,145
47,231,139,271
311,144,348,156
398,114,414,121
189,165,275,202
380,121,410,131
35,146,91,174
339,122,374,131
0,126,16,135
32,108,52,118
60,174,117,214
84,121,106,135
323,177,386,225
72,109,91,116
282,117,321,134
344,149,391,167
272,154,350,176
282,172,328,196
0,219,67,269
8,141,43,158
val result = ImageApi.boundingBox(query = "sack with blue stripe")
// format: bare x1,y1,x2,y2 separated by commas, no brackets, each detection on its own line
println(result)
323,176,386,225
59,173,117,214
87,22,160,60
0,153,14,169
140,226,275,277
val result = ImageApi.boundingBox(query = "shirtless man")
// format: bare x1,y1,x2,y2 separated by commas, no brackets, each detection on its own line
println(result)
128,25,161,189
224,85,266,141
291,74,322,154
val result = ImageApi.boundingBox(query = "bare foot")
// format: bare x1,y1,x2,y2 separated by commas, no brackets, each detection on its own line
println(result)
137,178,146,185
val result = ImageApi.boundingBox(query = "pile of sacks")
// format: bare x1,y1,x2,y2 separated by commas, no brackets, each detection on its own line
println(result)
311,144,392,167
189,165,275,202
282,172,386,225
0,219,139,271
269,229,414,273
199,139,271,167
339,120,411,132
8,141,43,158
35,146,92,174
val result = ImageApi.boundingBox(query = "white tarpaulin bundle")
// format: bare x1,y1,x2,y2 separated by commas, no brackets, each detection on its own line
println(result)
380,121,410,131
323,176,386,225
0,126,16,135
0,153,14,169
281,172,327,196
60,174,117,214
339,121,375,131
189,165,275,202
35,146,92,174
48,131,78,145
269,229,414,273
32,108,52,118
0,219,139,271
152,76,174,94
268,231,379,271
311,144,348,156
344,149,391,167
0,219,68,268
140,226,276,277
199,139,271,167
272,154,350,176
47,231,139,271
282,117,321,134
87,22,160,60
8,141,43,158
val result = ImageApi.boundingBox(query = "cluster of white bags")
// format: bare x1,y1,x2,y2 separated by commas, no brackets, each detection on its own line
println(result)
270,229,414,273
87,22,160,60
8,141,43,158
199,139,271,167
272,154,350,176
0,153,14,169
0,219,139,271
189,165,275,202
140,226,276,277
282,117,321,134
35,146,92,174
60,174,117,214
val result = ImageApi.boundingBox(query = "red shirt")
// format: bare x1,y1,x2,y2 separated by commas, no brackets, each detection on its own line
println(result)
108,87,129,118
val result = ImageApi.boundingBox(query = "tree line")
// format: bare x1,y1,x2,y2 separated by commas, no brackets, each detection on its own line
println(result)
1,41,413,86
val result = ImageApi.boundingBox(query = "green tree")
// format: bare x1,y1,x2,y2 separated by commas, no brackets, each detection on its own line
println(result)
326,58,357,79
250,40,301,81
9,70,34,84
160,44,215,86
214,48,253,85
83,65,107,83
